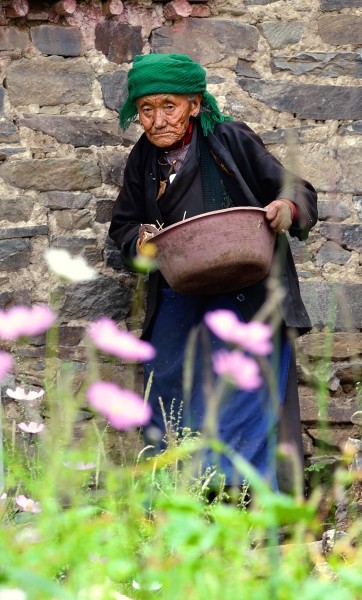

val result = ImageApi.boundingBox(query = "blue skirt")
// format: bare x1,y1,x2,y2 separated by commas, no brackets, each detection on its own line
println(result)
143,289,291,489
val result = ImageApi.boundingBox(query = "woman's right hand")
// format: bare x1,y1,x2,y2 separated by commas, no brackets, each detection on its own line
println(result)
265,200,293,234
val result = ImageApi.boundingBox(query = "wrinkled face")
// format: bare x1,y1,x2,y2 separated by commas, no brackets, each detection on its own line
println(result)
136,93,202,148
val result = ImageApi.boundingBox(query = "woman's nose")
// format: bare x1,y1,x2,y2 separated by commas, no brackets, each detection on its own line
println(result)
153,109,166,128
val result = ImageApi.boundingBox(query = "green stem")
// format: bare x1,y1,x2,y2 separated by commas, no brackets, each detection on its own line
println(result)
0,397,4,496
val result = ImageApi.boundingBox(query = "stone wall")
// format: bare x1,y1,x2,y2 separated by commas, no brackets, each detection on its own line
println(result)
0,0,361,467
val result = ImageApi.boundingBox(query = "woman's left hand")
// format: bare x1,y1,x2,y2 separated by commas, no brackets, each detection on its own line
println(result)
265,199,293,234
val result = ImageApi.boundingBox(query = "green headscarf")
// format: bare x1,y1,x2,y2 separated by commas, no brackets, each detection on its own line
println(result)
119,53,232,136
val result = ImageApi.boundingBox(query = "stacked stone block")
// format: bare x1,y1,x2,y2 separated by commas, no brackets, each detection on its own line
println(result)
0,0,361,465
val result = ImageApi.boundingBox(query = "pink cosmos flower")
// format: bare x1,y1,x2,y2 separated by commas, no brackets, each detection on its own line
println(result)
6,387,45,401
212,349,262,391
277,442,296,458
87,381,151,430
235,321,273,356
204,310,240,341
0,351,13,381
204,310,273,356
18,422,44,434
0,304,56,341
15,495,41,513
88,317,156,362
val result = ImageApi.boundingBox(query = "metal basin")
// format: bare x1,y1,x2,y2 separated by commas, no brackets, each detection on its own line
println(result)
148,207,276,294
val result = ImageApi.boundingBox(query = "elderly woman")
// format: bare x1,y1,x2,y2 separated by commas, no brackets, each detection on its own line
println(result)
109,53,318,492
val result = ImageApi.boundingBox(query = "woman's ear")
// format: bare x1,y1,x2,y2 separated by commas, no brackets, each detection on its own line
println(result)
190,93,202,117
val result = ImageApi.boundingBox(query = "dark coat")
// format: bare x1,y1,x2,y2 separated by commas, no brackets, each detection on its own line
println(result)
109,119,318,337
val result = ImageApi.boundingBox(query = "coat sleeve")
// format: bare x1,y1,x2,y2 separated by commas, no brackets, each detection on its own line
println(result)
216,122,318,241
108,143,148,267
257,151,318,241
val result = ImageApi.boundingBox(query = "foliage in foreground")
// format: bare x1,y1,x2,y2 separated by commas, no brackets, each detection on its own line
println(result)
1,391,362,600
0,250,361,600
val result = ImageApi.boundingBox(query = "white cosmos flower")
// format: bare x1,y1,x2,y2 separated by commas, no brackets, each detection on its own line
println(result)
45,248,98,282
132,580,162,591
6,387,44,401
77,583,130,600
63,461,97,470
0,588,27,600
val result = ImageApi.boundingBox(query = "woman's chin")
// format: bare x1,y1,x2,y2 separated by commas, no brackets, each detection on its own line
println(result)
146,132,184,148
